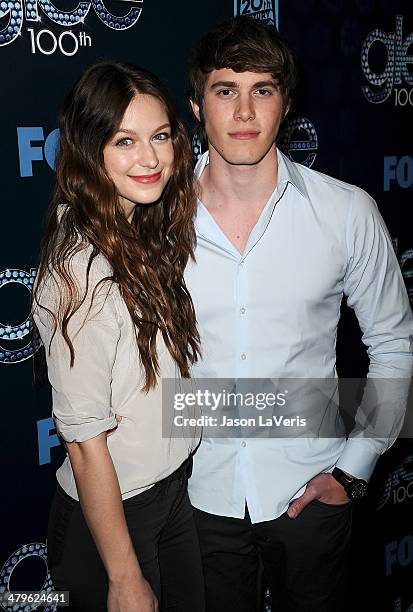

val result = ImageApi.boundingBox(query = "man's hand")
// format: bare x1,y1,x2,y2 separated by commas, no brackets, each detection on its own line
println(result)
287,473,350,519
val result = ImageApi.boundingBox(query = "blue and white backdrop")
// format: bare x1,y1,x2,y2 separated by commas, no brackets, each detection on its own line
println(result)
1,1,412,610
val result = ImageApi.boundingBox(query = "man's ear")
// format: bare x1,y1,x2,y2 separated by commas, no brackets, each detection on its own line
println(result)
190,99,201,122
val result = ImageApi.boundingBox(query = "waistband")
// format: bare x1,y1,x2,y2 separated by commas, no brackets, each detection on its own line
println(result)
167,455,193,482
56,455,193,504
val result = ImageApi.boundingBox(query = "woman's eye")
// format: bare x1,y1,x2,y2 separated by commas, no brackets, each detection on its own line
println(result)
153,132,171,141
116,137,133,147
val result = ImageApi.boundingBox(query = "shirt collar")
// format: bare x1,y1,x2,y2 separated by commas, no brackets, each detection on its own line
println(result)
194,148,310,202
276,148,309,201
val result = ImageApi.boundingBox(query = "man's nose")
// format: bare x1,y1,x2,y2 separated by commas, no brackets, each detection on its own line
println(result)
234,94,255,121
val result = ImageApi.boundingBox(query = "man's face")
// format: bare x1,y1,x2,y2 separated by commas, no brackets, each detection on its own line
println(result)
192,68,287,166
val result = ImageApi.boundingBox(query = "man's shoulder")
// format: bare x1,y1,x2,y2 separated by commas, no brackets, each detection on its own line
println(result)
282,152,372,204
283,156,382,235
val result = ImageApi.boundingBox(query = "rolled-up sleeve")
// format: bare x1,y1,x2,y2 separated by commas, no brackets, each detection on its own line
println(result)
34,257,121,442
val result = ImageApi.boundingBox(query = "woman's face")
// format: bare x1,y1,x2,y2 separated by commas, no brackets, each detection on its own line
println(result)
103,94,174,221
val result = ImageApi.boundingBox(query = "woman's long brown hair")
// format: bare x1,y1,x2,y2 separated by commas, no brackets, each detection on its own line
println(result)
33,61,200,391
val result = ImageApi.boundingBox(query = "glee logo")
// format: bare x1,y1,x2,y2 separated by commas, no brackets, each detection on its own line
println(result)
0,543,56,611
0,268,39,364
278,116,318,169
0,0,143,50
361,15,413,105
376,453,413,510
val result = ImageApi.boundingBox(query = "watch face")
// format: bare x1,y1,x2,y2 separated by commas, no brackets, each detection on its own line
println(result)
349,480,368,500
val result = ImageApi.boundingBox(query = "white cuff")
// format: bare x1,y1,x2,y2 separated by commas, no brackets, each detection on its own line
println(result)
335,438,381,481
54,414,118,443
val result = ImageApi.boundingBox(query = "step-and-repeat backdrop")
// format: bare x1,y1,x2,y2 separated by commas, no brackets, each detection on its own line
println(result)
1,1,412,610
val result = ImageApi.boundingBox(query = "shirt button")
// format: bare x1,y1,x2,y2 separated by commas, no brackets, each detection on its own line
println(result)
240,260,245,266
241,441,246,448
241,353,247,360
240,307,246,315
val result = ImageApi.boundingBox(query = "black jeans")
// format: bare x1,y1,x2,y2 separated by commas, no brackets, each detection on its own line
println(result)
47,458,205,611
193,500,352,612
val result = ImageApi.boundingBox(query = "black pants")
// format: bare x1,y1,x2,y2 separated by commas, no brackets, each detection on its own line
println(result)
48,459,205,611
193,500,352,612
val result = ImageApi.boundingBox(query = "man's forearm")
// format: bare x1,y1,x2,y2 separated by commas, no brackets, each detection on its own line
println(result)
337,376,412,480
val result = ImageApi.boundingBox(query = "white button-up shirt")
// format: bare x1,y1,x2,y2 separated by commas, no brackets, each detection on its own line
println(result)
34,245,200,501
185,150,413,523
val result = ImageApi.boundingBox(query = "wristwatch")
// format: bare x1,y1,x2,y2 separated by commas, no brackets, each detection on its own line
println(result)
332,467,368,501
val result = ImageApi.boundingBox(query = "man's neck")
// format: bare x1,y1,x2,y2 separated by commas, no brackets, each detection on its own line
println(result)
197,146,279,255
198,146,279,215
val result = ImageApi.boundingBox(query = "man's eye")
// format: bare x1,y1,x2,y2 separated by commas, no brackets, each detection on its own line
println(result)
218,89,233,96
116,138,133,147
256,89,272,96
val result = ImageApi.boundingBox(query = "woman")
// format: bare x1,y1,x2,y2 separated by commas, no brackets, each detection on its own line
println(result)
33,61,204,612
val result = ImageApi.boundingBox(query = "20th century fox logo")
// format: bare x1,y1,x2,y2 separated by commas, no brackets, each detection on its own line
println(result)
235,0,278,27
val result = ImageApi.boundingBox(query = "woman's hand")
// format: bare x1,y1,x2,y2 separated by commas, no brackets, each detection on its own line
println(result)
108,571,159,612
66,434,157,610
107,414,123,437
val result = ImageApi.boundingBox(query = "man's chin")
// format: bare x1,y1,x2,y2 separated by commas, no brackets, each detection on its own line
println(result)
226,156,268,167
209,141,276,166
219,152,269,166
215,145,276,167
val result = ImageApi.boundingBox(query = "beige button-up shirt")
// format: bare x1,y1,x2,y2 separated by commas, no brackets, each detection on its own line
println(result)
34,245,200,500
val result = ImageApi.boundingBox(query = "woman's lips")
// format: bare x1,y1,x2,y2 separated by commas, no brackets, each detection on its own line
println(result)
228,131,260,140
129,171,162,184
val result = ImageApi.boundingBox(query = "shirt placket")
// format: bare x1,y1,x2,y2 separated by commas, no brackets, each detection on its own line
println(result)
235,255,249,376
234,252,255,512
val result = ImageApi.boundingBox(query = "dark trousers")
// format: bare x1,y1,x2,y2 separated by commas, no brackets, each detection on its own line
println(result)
193,500,352,612
47,459,205,611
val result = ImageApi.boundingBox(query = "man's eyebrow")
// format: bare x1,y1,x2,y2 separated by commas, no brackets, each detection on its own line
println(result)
253,80,278,89
209,80,238,90
209,80,278,90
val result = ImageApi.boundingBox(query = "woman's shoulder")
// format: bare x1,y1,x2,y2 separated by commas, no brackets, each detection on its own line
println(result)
56,205,113,280
68,244,113,281
36,244,114,310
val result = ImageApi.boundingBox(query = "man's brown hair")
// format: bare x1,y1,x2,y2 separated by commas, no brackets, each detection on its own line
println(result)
187,16,298,132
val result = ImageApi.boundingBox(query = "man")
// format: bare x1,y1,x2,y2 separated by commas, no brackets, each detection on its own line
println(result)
184,16,413,612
